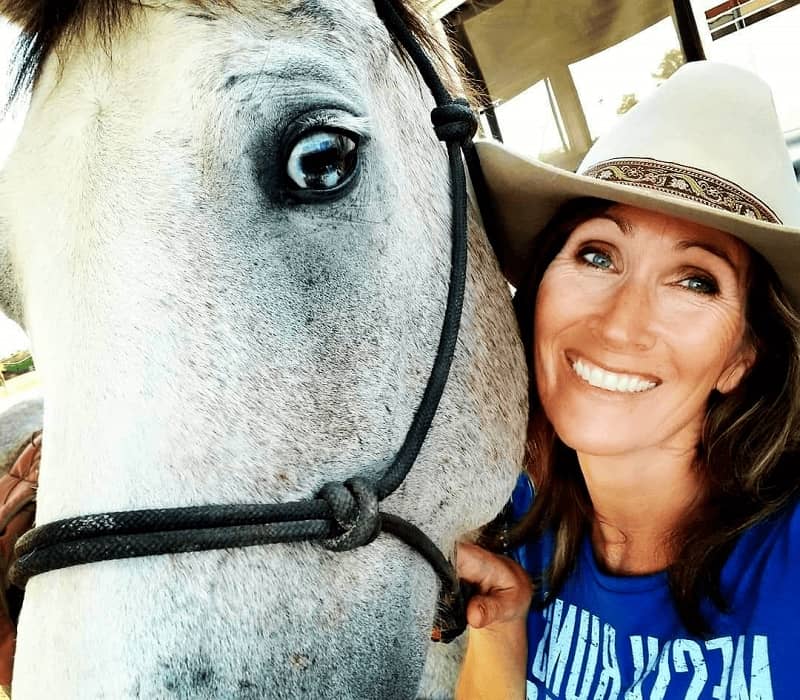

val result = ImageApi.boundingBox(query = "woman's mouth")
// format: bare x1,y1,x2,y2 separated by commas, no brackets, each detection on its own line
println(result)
570,355,659,393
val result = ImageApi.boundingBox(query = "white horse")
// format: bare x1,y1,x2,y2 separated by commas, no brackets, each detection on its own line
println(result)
0,1,527,697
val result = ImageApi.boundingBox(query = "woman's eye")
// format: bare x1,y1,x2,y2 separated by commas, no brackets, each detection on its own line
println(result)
678,276,719,295
580,250,614,270
286,130,359,192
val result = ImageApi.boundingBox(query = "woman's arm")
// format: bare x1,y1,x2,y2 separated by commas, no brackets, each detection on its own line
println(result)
456,619,528,700
455,542,533,700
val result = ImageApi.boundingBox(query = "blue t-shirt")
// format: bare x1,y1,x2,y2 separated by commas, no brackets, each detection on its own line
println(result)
510,475,799,700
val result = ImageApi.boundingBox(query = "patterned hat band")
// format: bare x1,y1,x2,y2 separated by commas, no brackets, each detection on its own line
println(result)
582,157,782,225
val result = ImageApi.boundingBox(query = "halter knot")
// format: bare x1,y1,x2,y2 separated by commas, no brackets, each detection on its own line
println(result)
318,477,381,552
431,99,477,144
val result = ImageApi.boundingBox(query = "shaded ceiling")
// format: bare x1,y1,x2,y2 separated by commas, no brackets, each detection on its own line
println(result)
459,0,674,102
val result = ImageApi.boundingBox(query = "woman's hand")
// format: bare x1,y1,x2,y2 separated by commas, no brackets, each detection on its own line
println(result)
454,542,532,700
457,541,534,629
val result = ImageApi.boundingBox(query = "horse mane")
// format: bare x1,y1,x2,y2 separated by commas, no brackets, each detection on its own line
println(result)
3,0,149,104
2,0,445,107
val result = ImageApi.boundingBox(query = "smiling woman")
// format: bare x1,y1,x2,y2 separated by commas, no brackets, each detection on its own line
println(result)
534,205,753,463
0,1,529,698
455,60,800,700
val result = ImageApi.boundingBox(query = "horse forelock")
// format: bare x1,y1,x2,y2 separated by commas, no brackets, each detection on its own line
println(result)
3,0,447,106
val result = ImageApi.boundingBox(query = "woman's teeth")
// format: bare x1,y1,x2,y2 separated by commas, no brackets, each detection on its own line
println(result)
572,358,657,393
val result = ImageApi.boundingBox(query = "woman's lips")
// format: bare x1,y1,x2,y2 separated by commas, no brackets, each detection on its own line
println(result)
567,353,660,393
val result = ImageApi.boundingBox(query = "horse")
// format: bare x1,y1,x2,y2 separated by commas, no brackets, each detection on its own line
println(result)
0,1,527,697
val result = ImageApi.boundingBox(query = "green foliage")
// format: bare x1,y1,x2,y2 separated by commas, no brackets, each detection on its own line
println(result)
0,351,33,376
0,350,30,365
652,48,685,83
617,93,639,115
615,48,685,116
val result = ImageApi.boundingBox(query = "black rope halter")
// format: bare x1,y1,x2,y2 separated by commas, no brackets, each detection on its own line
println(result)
11,0,479,644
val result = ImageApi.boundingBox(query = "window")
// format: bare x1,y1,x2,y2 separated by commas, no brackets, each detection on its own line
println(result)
698,0,800,135
441,0,799,179
443,0,687,170
706,0,800,40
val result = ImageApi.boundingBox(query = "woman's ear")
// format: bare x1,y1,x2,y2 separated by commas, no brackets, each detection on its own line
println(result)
716,344,756,395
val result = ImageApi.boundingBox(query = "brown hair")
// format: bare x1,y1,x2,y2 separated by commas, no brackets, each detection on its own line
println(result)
508,197,800,636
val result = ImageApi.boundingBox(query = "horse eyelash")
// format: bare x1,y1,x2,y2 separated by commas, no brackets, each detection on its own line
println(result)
291,111,371,141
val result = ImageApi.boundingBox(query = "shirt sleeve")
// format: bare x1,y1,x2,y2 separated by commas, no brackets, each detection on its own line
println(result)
508,473,536,570
509,472,534,522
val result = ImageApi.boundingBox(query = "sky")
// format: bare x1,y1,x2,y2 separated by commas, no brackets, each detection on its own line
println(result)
706,3,800,132
0,19,27,359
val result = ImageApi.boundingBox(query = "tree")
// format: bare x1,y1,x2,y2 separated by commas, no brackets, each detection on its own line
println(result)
652,48,685,84
617,93,639,115
615,48,685,116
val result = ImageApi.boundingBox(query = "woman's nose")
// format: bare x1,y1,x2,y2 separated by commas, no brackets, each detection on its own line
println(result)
589,280,656,351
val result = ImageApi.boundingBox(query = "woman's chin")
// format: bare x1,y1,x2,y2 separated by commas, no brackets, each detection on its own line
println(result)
543,380,667,457
550,414,649,458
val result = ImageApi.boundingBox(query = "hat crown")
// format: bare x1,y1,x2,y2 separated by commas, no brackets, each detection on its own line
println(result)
578,62,800,227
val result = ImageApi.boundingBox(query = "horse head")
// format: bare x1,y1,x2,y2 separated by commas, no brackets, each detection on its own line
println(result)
0,1,527,696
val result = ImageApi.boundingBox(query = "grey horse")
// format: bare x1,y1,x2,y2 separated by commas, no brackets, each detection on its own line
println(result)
0,1,527,697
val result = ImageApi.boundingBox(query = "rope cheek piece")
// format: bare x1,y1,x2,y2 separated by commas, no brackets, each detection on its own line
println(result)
11,0,480,645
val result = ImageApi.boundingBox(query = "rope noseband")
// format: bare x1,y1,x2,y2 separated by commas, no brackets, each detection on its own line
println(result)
11,0,479,644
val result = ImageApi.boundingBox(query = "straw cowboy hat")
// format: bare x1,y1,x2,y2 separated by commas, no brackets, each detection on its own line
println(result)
476,61,800,304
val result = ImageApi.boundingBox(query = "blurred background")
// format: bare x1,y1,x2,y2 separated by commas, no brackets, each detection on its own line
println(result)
0,19,34,411
427,0,800,174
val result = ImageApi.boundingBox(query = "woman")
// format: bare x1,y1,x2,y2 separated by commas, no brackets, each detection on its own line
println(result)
457,61,800,699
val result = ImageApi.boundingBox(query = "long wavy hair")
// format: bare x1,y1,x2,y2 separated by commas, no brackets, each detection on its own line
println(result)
508,197,800,636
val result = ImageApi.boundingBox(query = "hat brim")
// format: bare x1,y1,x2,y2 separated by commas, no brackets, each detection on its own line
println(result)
476,139,800,307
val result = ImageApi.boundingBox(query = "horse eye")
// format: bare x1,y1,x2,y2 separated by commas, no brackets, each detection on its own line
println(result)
286,130,359,194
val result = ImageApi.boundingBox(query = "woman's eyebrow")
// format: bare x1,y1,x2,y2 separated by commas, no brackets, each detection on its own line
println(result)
591,214,739,275
597,212,633,235
675,240,737,274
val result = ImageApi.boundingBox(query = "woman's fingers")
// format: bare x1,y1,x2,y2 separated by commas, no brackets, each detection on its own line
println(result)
467,593,503,629
456,542,533,629
457,542,507,588
466,588,529,628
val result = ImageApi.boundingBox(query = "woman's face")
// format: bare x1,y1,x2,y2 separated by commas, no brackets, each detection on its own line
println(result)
534,204,753,457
